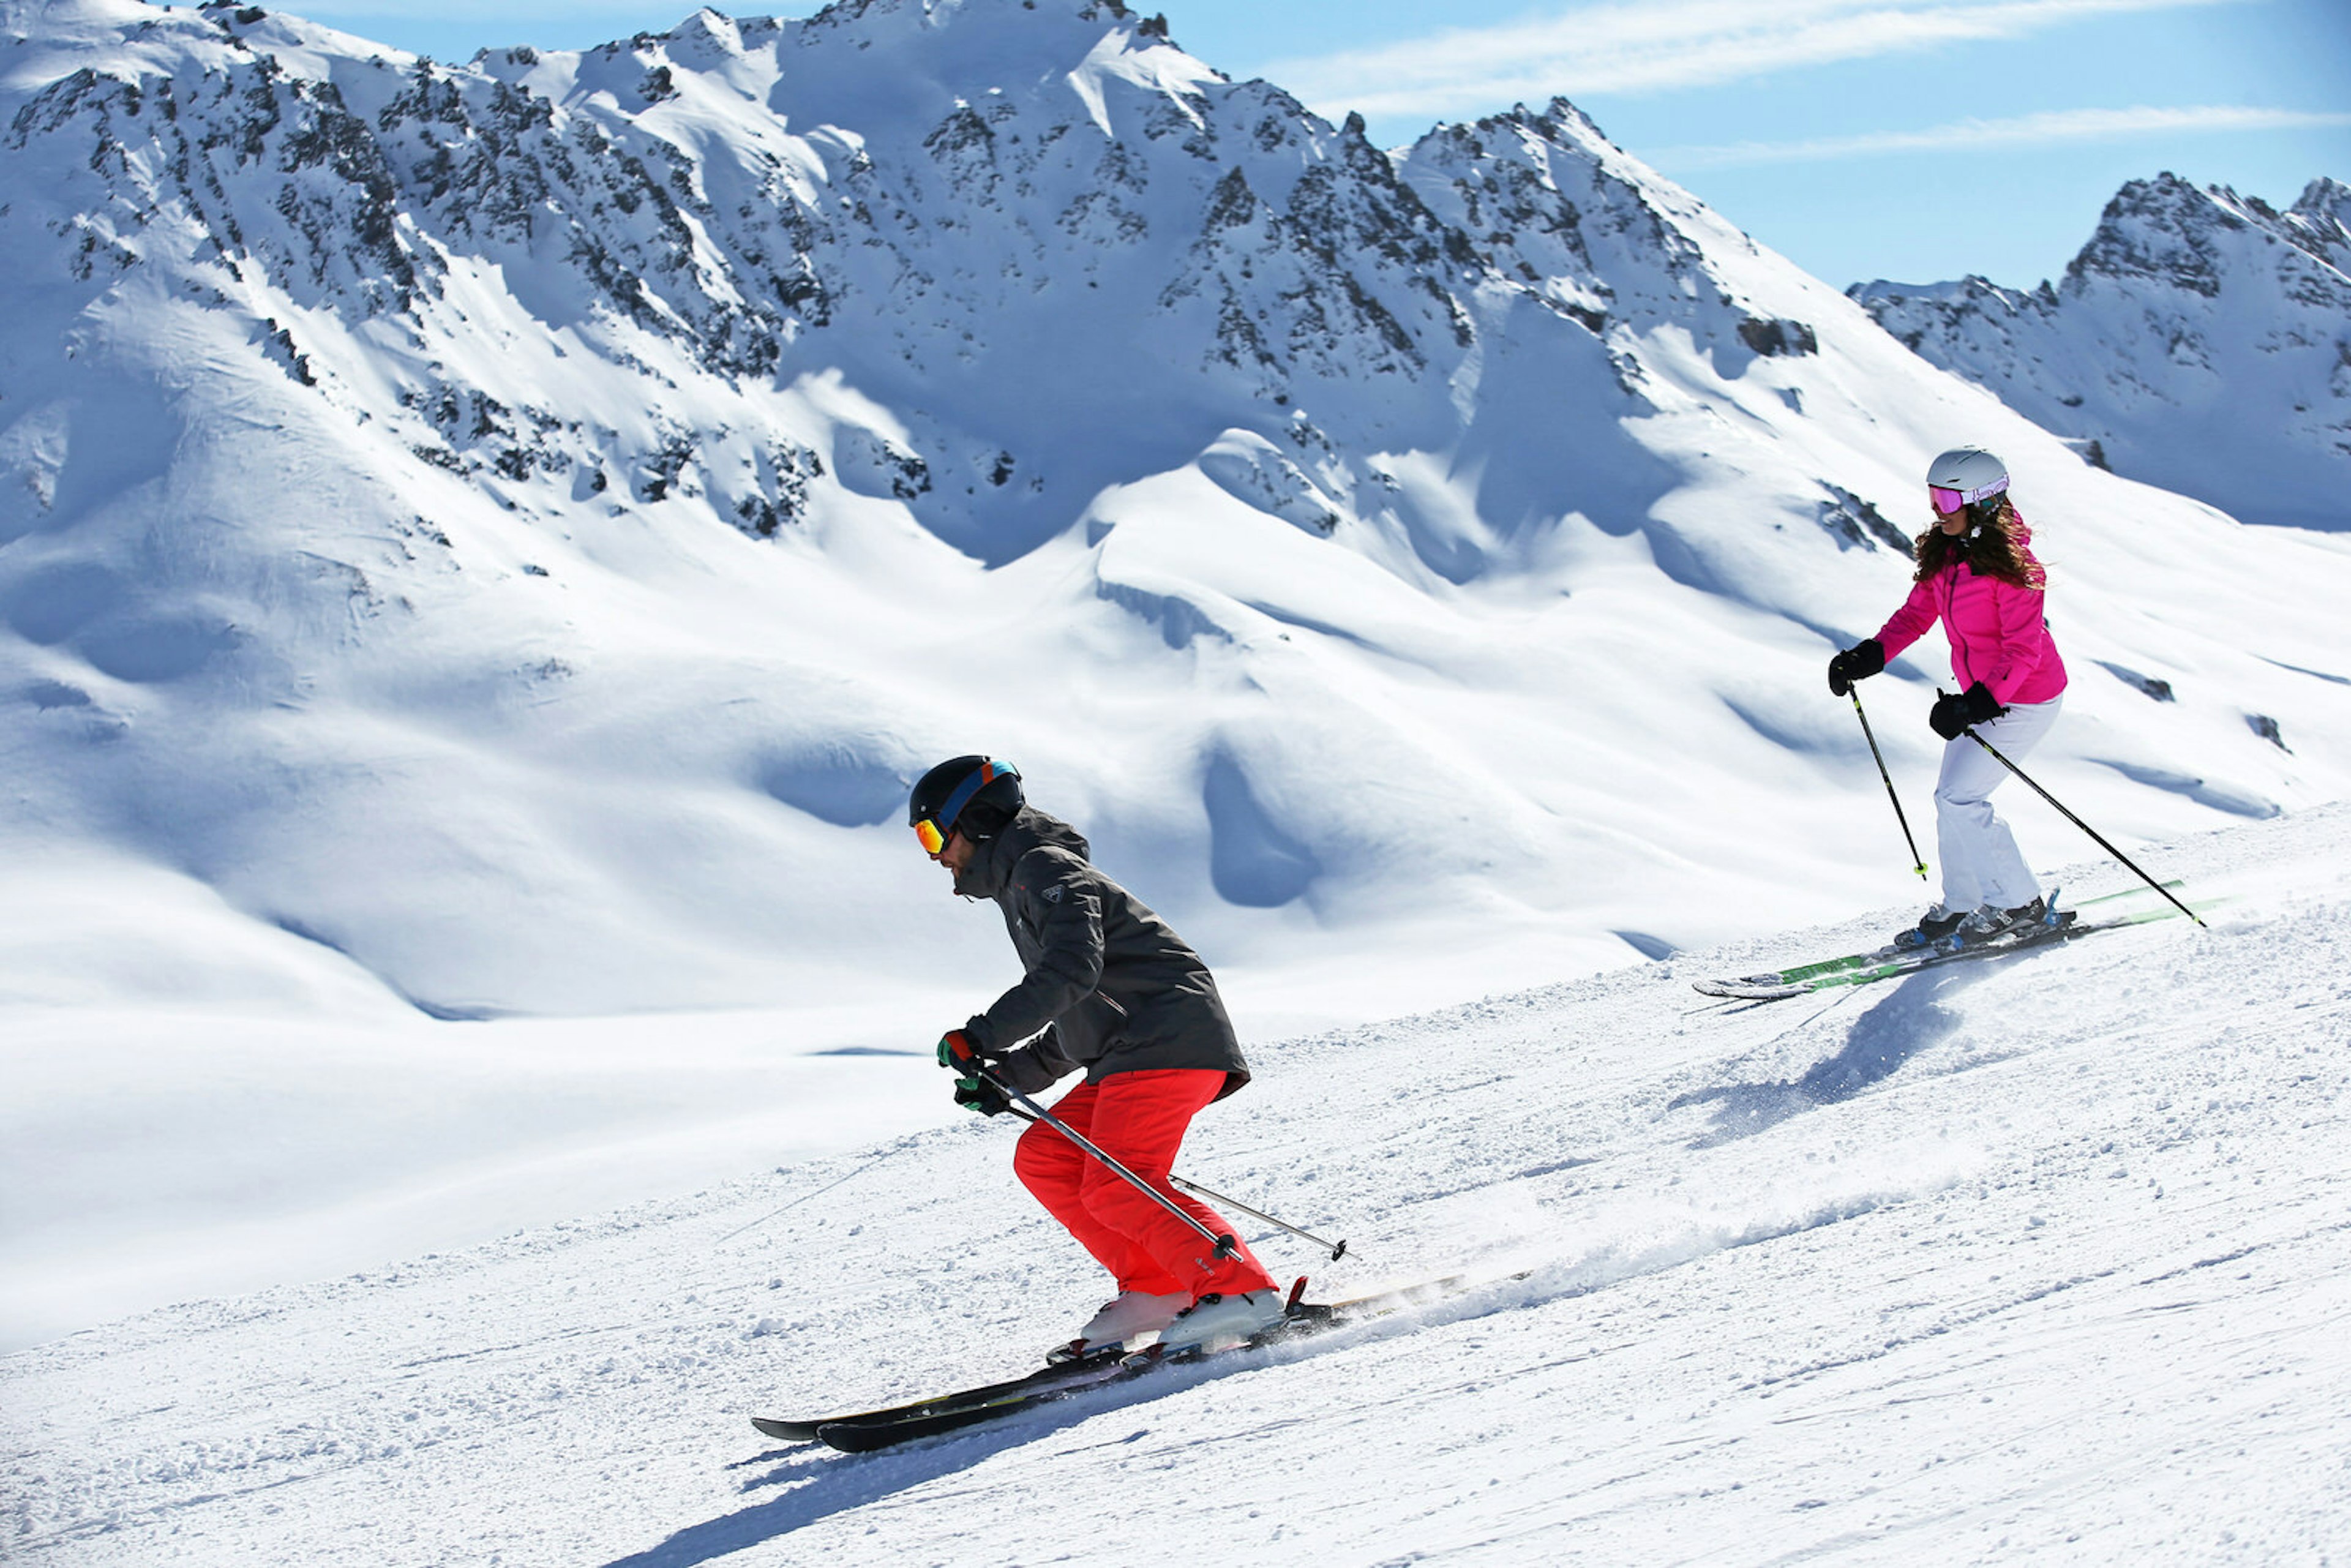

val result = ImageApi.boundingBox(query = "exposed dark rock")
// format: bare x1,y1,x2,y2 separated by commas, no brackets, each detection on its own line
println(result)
2098,661,2175,702
1817,484,1908,552
1738,317,1817,357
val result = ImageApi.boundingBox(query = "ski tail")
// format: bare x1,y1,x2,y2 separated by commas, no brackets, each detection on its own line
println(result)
817,1356,1141,1451
751,1345,1128,1444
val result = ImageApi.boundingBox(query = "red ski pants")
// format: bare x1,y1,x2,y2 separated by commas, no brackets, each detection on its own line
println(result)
1012,1069,1276,1300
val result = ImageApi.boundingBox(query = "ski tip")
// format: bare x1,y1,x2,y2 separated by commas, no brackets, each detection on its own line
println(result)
1693,978,1805,1001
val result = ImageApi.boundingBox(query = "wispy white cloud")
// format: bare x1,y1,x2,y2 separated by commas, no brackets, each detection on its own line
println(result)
1653,104,2351,166
1262,0,2248,119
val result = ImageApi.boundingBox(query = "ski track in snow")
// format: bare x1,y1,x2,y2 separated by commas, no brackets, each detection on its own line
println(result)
6,806,2350,1565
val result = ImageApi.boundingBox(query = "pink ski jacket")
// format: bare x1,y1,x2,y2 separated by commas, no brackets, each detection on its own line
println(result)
1874,531,2067,706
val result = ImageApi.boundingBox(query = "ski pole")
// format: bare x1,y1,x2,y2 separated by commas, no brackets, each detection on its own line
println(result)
1003,1106,1348,1261
1954,707,2205,928
1172,1174,1349,1263
1851,689,1929,879
979,1068,1239,1259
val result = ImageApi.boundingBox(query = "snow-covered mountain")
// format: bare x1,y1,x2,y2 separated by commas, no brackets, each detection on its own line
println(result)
1853,173,2351,531
5,0,2343,1022
6,0,2351,1351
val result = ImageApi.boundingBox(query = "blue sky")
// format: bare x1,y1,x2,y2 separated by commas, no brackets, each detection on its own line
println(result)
273,0,2349,289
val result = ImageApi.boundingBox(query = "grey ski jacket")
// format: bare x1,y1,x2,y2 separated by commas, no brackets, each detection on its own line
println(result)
954,807,1249,1100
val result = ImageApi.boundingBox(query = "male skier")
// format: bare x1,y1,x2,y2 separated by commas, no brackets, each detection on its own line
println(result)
910,755,1284,1359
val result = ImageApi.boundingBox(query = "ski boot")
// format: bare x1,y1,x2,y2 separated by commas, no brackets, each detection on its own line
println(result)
1046,1290,1191,1363
1152,1289,1288,1356
1951,895,2052,947
1892,906,1966,951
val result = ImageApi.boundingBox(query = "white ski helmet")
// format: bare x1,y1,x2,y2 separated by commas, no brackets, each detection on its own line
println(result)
1925,447,2009,512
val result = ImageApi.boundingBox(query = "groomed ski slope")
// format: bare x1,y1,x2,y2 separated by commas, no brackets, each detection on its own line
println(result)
8,805,2351,1566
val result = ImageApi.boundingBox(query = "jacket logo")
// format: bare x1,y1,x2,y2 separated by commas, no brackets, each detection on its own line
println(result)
1041,885,1065,904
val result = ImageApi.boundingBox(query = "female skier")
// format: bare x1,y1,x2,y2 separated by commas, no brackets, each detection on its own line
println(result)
1827,447,2070,948
909,755,1286,1360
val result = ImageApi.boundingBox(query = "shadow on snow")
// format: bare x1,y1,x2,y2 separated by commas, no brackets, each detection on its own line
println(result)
1670,965,1986,1147
599,1363,1228,1567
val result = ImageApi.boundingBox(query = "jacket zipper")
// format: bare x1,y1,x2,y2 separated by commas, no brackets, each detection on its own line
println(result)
1942,563,1974,691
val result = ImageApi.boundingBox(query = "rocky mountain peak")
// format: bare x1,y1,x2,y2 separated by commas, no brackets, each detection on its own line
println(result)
1853,169,2350,530
2283,176,2351,270
2068,170,2243,297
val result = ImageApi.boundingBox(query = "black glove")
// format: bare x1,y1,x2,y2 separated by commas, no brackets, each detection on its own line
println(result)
951,1076,1010,1116
1929,682,2004,740
1828,639,1884,696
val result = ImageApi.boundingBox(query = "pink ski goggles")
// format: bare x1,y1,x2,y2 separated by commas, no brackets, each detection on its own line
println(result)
1930,480,2006,514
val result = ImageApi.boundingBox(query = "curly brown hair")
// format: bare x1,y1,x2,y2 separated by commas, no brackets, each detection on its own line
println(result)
1913,496,2046,589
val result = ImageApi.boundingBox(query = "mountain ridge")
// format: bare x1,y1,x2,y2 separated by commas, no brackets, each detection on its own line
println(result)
2,0,2345,1019
1853,170,2351,531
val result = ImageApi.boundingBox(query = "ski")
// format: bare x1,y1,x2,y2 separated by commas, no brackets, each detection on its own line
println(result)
1692,911,2082,999
753,1275,1464,1452
1690,902,2205,1001
749,1346,1129,1444
1692,882,2186,1002
814,1352,1149,1452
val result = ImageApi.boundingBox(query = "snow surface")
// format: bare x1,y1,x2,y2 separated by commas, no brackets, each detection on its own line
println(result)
7,804,2350,1564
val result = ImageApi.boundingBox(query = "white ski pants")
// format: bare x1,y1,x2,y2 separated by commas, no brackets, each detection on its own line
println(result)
1934,694,2063,915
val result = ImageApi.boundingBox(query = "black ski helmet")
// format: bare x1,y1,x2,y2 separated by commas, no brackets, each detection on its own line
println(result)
909,756,1022,852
